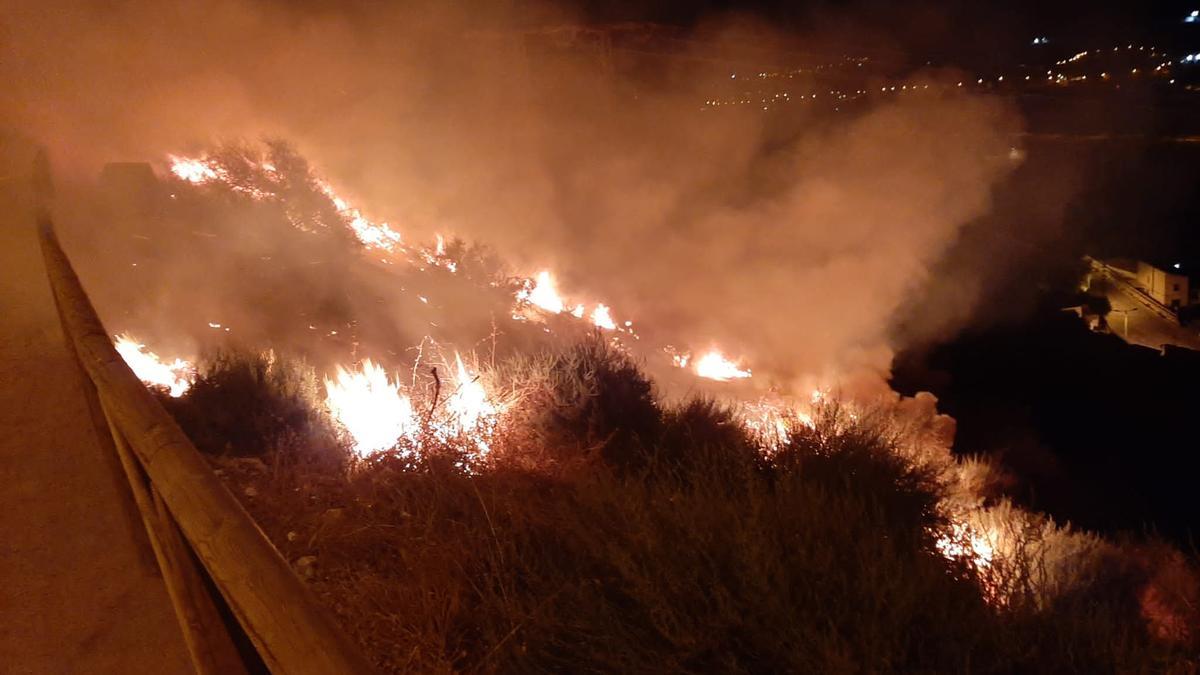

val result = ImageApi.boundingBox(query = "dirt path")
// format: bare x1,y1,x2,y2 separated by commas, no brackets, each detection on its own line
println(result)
0,139,191,673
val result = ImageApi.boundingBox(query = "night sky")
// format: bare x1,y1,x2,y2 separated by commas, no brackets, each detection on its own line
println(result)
564,0,1200,65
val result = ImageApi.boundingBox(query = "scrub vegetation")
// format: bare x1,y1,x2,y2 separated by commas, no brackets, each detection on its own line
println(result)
159,339,1198,673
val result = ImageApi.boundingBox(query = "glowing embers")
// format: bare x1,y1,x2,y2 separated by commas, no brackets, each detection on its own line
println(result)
935,520,996,571
113,334,194,397
323,354,501,459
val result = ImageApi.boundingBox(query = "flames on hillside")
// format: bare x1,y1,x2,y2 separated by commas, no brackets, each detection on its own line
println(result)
112,147,1005,597
110,150,769,456
162,150,748,379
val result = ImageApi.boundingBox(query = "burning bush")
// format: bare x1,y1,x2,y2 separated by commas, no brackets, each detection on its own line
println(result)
227,399,992,672
163,337,1198,672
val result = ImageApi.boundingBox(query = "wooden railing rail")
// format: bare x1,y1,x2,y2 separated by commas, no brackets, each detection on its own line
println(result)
38,217,375,675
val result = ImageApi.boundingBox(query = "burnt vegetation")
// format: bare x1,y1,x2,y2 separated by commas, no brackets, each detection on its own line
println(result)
159,338,1199,673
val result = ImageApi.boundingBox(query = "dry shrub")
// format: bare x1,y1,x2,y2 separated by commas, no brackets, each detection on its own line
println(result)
948,454,1015,507
960,500,1124,608
173,340,1197,672
228,418,993,673
489,336,661,473
1136,542,1200,649
159,348,348,467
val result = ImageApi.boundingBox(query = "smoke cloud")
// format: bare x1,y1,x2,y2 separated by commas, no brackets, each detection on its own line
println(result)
1,0,1022,394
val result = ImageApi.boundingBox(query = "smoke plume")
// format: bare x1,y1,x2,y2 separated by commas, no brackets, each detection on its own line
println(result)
1,0,1022,394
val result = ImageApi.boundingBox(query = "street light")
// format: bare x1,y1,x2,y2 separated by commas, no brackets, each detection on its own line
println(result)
1110,307,1138,338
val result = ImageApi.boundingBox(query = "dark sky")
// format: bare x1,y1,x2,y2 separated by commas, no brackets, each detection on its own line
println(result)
289,0,1200,64
565,0,1200,64
574,0,1192,29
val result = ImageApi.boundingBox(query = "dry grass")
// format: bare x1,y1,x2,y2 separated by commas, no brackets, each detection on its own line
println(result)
168,339,1198,673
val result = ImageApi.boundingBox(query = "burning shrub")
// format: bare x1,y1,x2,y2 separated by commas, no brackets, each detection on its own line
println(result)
224,386,1199,673
173,140,360,246
949,499,1126,607
159,348,347,466
233,402,1001,673
145,336,1196,671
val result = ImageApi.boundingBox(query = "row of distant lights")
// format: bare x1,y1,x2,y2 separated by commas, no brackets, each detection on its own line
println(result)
730,56,870,80
704,88,870,110
1054,44,1164,67
709,39,1192,112
1041,43,1188,86
711,66,1183,111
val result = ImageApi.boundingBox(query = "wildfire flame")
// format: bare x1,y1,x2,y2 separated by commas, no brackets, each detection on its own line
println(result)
693,350,752,381
591,303,616,330
323,360,418,456
113,334,194,397
140,148,1082,615
165,149,754,388
514,271,628,333
169,155,222,184
444,354,499,453
315,179,403,252
168,154,404,253
518,270,566,314
935,520,996,571
322,354,501,459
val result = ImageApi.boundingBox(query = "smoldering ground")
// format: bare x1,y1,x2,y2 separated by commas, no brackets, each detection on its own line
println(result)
1,0,1024,395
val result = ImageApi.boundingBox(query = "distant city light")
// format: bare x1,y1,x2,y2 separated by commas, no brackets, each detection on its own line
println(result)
1186,10,1199,23
1174,263,1182,270
1032,36,1049,45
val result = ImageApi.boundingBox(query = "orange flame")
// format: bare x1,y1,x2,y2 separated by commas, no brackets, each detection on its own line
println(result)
935,520,996,571
322,354,501,459
444,354,500,454
591,303,616,330
315,180,403,252
323,360,418,457
517,270,566,314
113,334,194,397
693,349,752,381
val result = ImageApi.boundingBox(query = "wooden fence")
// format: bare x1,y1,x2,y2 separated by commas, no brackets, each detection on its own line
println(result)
38,217,375,675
